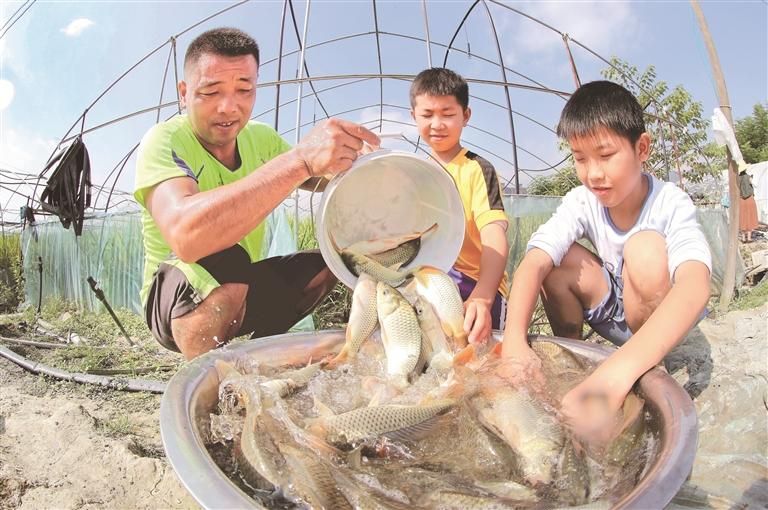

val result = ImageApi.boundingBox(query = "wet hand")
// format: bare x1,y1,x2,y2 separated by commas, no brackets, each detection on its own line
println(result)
295,119,380,178
496,342,545,392
463,298,492,345
560,370,631,446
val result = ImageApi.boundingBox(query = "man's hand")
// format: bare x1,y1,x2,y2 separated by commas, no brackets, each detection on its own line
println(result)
464,296,492,345
560,365,633,445
294,119,380,178
497,340,545,391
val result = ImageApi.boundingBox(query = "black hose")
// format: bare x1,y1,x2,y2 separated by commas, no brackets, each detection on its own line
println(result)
0,345,165,393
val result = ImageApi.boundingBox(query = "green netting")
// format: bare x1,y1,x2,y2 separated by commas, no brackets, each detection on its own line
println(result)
20,197,742,317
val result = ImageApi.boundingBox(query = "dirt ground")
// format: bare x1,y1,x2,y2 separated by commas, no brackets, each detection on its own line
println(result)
0,300,766,509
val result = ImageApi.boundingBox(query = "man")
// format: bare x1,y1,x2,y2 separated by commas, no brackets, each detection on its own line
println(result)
134,27,379,359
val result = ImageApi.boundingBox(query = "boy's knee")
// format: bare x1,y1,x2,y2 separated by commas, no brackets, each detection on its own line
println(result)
623,230,669,296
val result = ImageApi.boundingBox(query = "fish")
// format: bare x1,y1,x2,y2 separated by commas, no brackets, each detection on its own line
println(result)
278,442,353,509
343,223,438,267
377,281,423,387
329,231,415,286
418,489,534,509
341,249,413,286
411,266,468,348
555,439,591,506
215,359,322,399
531,340,589,372
235,386,287,491
327,273,379,368
473,480,537,501
469,370,564,486
230,371,354,508
590,391,647,493
306,398,456,446
414,296,454,372
576,391,646,467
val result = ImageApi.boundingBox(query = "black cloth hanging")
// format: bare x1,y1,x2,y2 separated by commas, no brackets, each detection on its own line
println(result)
39,136,92,236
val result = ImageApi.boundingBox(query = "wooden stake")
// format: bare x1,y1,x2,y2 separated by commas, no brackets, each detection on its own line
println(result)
690,0,740,311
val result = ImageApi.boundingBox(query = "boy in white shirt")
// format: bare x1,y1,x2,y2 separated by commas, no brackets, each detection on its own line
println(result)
501,81,711,438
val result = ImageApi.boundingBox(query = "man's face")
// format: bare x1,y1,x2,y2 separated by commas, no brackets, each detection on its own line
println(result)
569,128,650,208
178,53,258,154
411,94,469,158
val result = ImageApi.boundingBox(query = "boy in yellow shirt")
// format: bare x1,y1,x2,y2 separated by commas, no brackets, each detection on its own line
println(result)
410,68,510,344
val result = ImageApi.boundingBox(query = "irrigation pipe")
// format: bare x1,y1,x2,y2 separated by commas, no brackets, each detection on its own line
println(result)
0,345,166,393
0,336,84,349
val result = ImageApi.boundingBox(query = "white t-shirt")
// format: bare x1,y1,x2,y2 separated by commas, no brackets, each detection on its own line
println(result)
527,174,712,280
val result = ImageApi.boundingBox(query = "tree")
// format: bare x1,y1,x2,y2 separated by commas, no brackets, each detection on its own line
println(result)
602,57,724,185
735,103,768,163
527,166,579,196
529,57,723,196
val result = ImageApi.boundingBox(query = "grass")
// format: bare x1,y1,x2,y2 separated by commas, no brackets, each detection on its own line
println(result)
9,297,182,381
98,414,136,437
730,278,768,311
294,217,353,329
0,232,23,313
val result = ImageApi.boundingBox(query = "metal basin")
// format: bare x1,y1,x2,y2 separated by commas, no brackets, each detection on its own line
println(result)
160,331,697,509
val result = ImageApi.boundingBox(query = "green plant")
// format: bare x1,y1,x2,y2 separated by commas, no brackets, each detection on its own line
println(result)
0,232,23,313
736,103,768,164
730,279,768,312
602,57,724,185
99,414,135,437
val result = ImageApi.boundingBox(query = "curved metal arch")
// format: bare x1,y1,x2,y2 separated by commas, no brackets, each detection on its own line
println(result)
287,0,330,120
487,0,717,176
478,0,520,193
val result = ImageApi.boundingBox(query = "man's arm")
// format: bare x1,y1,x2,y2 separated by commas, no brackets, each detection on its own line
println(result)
464,221,508,343
145,119,378,263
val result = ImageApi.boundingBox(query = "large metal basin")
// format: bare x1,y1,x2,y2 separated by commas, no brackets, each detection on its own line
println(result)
160,331,697,509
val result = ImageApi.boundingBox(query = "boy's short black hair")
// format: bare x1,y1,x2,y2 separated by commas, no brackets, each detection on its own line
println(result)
185,27,260,71
410,68,469,110
557,80,646,144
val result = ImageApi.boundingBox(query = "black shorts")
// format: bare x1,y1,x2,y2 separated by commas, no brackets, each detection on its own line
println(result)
145,244,334,352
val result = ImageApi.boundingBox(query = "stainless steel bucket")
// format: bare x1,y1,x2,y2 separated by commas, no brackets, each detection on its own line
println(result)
315,149,466,289
160,332,697,509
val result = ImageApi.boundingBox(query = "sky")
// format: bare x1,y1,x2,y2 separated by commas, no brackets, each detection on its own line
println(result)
0,0,766,220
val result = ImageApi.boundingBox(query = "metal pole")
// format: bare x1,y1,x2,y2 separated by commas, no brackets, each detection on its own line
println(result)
421,0,433,67
274,0,288,130
562,34,581,89
372,0,384,131
690,0,738,311
481,0,520,193
293,0,311,246
87,276,136,347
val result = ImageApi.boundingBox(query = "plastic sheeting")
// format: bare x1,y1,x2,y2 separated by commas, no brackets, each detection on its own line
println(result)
22,211,144,313
21,205,316,333
502,195,743,293
21,197,743,316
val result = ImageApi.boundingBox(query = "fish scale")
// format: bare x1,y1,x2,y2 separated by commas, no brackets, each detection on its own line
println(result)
472,382,564,486
329,274,378,367
377,282,423,384
412,266,468,348
320,401,456,444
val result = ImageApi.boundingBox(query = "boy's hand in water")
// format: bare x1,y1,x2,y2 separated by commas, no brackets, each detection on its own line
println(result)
295,119,380,178
497,339,545,391
560,363,633,445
